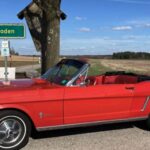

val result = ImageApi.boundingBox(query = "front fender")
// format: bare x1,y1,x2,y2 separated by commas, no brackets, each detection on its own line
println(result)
0,104,37,128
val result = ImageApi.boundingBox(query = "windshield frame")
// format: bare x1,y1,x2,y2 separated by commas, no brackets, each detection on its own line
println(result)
41,59,89,86
66,63,89,86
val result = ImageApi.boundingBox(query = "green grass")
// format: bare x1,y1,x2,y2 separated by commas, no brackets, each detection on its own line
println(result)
88,61,113,76
36,68,41,73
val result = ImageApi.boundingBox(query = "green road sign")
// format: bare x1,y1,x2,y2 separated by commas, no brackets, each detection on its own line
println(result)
0,24,25,38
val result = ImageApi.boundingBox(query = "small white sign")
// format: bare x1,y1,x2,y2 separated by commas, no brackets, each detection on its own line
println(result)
0,67,16,80
1,41,10,56
2,41,10,48
1,47,10,56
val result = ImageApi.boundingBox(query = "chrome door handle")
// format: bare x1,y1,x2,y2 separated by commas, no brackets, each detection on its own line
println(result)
125,87,135,90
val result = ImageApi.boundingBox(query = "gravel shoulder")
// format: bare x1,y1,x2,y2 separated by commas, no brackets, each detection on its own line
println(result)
23,122,150,150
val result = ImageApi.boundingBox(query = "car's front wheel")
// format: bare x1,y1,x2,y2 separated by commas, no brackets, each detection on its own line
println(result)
0,110,31,150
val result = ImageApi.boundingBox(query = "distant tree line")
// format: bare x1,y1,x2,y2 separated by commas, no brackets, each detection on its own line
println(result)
10,47,19,56
61,55,112,59
112,51,150,60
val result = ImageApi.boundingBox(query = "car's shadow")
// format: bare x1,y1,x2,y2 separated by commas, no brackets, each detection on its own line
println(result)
31,121,149,140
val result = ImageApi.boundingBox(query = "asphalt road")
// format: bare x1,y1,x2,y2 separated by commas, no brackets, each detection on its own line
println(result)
23,122,150,150
16,64,40,78
16,64,40,73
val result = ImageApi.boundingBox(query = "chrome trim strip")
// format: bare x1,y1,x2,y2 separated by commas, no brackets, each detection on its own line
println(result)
36,116,148,132
141,96,150,112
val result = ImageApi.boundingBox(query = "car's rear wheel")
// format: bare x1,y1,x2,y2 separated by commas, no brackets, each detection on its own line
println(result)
0,110,31,150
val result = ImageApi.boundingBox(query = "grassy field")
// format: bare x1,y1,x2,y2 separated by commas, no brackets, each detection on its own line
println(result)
88,59,150,76
99,59,150,75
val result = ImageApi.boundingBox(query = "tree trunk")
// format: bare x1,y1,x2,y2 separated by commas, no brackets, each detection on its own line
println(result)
18,0,62,75
41,0,60,74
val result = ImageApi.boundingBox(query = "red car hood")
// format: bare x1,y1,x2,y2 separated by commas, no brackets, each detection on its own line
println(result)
0,78,57,90
0,78,62,103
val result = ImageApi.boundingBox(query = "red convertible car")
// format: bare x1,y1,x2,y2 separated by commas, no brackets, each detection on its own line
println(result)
0,59,150,150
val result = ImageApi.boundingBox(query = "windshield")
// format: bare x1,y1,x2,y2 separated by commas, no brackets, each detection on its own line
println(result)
42,59,86,85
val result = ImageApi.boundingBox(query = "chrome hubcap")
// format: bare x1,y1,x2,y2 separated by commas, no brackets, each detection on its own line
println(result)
0,119,22,146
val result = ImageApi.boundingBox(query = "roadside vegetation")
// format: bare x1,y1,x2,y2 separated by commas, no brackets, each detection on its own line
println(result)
88,59,113,76
0,55,150,76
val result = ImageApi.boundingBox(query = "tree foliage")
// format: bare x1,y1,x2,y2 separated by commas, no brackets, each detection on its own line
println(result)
10,47,19,56
112,51,150,60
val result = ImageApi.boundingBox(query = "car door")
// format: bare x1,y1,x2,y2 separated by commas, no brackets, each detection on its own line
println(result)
32,86,64,128
64,84,134,124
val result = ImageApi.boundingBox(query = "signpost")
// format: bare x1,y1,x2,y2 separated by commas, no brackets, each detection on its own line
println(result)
0,24,25,83
1,40,10,81
1,41,10,56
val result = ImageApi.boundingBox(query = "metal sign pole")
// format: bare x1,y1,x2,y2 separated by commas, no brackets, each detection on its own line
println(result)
1,39,10,82
4,56,8,82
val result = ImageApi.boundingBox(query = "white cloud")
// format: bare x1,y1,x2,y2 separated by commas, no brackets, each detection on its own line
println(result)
145,24,150,27
112,26,133,31
128,20,150,29
122,35,142,40
79,27,91,32
75,16,87,21
60,37,150,55
127,19,150,28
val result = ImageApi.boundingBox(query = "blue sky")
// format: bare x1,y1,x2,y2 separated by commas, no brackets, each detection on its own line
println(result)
0,0,150,55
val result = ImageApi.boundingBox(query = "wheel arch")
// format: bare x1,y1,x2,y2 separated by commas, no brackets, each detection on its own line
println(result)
0,107,36,132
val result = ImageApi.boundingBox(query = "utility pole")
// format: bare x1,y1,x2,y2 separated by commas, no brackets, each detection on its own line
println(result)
18,0,66,74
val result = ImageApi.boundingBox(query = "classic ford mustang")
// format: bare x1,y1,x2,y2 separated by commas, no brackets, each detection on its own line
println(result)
0,59,150,150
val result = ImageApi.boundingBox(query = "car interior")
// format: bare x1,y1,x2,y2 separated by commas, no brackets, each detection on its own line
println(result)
84,72,150,86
